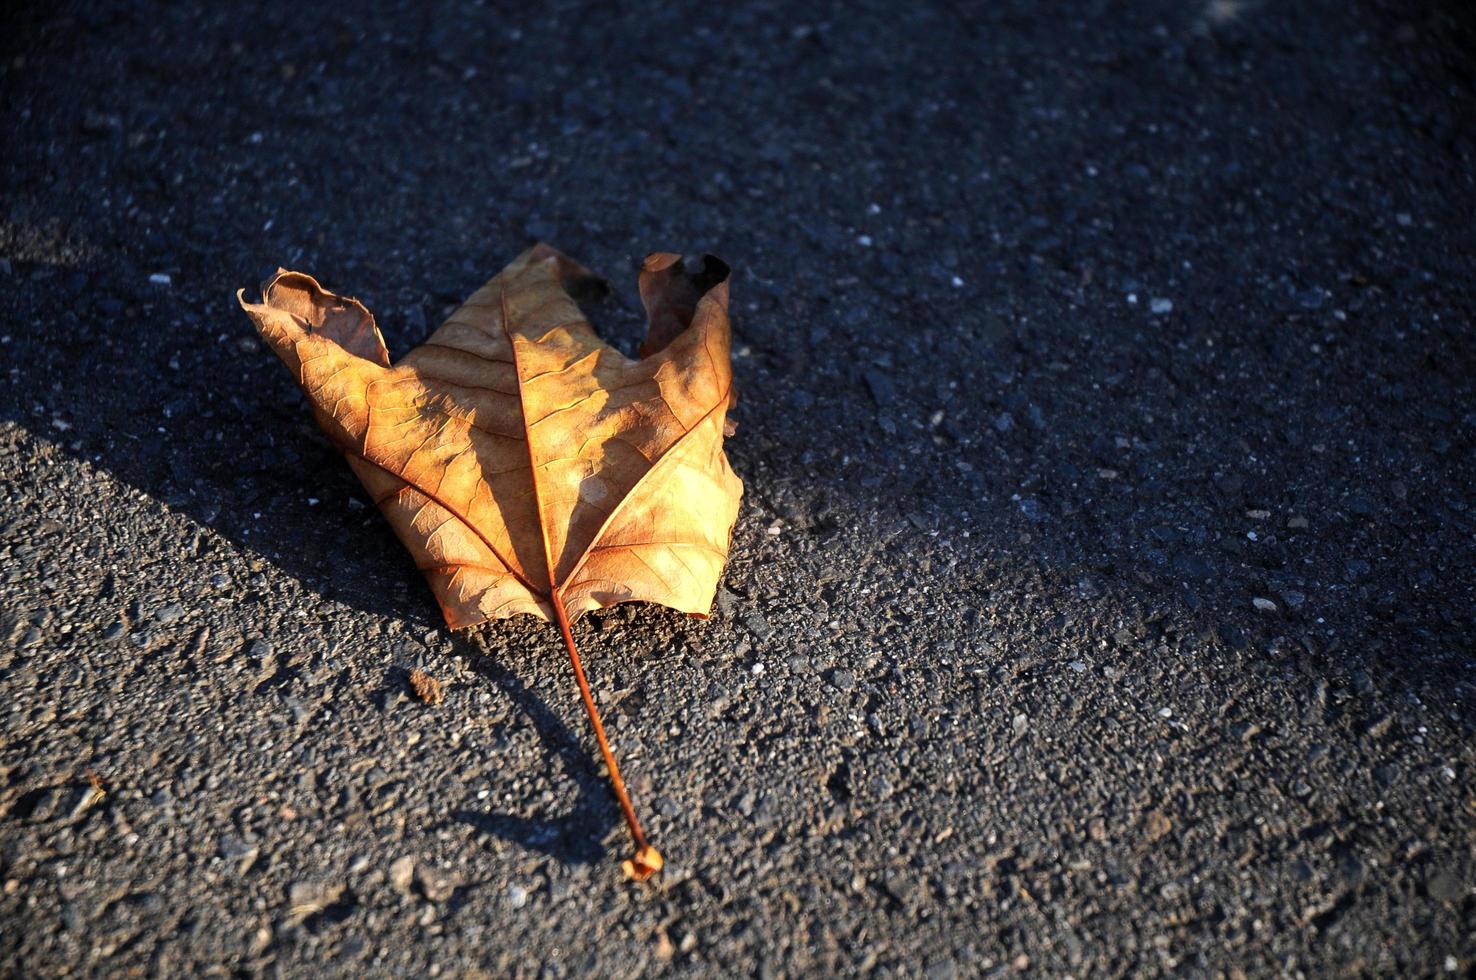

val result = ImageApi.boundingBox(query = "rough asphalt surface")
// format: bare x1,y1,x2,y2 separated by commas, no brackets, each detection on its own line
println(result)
3,1,1475,976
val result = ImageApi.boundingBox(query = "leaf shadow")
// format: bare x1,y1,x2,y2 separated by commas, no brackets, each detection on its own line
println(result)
443,635,614,866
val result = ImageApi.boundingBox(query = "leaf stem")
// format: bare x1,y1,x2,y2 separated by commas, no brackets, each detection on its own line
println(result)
550,592,663,880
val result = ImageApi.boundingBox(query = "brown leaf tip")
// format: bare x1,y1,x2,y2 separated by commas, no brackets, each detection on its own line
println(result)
621,844,664,881
408,667,444,706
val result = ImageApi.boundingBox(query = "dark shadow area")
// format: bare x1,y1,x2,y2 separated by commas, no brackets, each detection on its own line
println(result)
0,0,1472,774
441,636,614,866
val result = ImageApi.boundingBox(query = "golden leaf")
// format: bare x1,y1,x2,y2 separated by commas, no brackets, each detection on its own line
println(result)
239,244,743,877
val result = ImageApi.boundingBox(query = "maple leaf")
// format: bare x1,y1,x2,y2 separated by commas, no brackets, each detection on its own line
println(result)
239,244,743,878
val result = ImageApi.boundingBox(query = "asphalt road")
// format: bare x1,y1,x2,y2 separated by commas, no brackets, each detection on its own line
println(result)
3,1,1475,976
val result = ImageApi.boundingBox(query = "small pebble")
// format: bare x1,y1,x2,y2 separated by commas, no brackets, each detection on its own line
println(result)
1427,870,1463,903
1143,810,1172,841
286,880,343,916
864,370,896,407
1234,721,1262,742
1149,297,1173,314
148,272,171,286
715,588,737,619
408,668,444,706
218,835,259,874
1017,498,1047,522
416,864,462,902
1252,597,1278,613
388,856,415,892
926,957,959,980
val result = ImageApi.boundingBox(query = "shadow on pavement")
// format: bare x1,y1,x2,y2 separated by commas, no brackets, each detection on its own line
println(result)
442,636,614,866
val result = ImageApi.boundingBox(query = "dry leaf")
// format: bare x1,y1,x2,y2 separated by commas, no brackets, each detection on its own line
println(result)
239,244,743,878
408,667,444,705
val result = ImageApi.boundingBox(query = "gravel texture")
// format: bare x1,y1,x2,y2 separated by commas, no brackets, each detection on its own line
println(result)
3,1,1475,976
